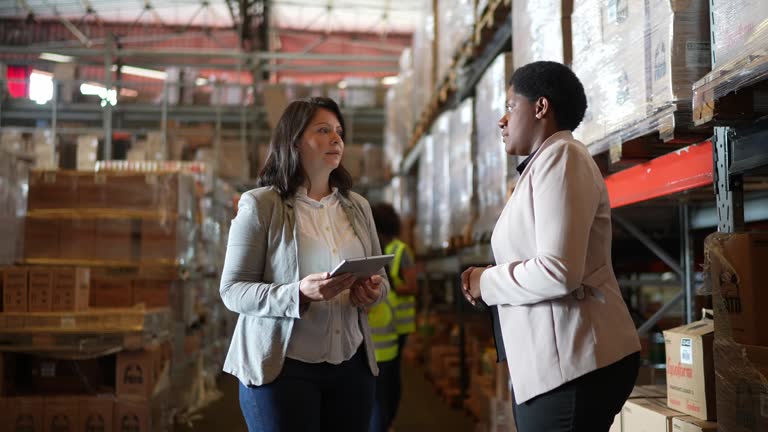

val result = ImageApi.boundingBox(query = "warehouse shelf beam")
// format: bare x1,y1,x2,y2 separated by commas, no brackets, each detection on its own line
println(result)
604,141,713,208
714,127,745,233
690,194,768,229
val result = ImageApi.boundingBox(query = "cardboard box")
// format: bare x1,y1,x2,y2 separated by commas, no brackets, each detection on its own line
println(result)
90,278,133,308
663,319,716,420
28,171,78,210
27,357,109,395
52,267,90,312
96,220,136,262
28,269,54,312
609,414,621,432
44,396,78,432
711,0,768,67
24,218,60,259
59,219,97,260
630,385,667,399
131,280,171,308
78,396,115,432
710,232,768,346
714,340,768,432
622,398,686,432
116,347,160,399
113,399,150,432
7,397,45,432
139,220,178,262
3,267,28,312
103,174,157,211
672,416,717,432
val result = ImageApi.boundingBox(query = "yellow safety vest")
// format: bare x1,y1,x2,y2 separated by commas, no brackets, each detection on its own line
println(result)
368,293,399,362
385,239,416,335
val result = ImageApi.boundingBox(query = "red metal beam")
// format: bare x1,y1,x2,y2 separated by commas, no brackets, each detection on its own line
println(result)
605,141,713,208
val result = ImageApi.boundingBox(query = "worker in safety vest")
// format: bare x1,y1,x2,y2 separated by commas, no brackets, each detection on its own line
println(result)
371,202,420,428
368,291,399,432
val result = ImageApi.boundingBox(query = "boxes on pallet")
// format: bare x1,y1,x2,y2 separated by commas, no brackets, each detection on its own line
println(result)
611,385,669,432
90,277,134,308
28,171,78,210
59,219,97,260
132,279,171,308
76,135,99,170
473,53,516,239
622,398,686,432
436,0,475,83
3,267,28,312
51,267,89,312
448,98,475,242
28,269,54,312
414,135,434,255
44,396,78,432
647,0,710,112
672,416,717,432
96,219,134,262
513,0,573,66
431,111,452,251
711,339,768,432
663,319,716,420
79,396,115,432
7,397,45,432
23,218,60,260
411,0,435,119
114,399,151,432
711,0,768,67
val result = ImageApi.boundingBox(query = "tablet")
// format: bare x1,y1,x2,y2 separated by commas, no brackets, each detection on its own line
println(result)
329,254,395,279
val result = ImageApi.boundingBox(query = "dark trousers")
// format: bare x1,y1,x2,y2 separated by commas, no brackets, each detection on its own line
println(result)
238,347,375,432
370,360,398,432
392,334,408,419
513,352,640,432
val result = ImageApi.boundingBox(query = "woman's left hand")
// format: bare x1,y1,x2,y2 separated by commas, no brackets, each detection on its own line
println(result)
461,267,486,306
350,275,382,307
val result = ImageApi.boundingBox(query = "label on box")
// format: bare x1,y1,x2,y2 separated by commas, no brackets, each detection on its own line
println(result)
686,41,711,68
681,338,693,365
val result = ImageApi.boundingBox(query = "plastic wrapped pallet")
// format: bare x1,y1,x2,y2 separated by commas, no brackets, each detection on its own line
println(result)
448,98,475,242
703,232,768,432
436,0,475,83
571,0,607,144
412,0,436,123
431,111,452,251
0,149,29,265
76,135,98,170
513,0,573,67
415,135,434,255
711,0,768,68
473,53,516,239
647,0,710,113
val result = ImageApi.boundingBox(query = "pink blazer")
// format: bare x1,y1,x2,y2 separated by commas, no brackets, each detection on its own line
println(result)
480,131,641,403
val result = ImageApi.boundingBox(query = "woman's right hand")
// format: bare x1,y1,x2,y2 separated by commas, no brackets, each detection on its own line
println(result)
298,272,357,303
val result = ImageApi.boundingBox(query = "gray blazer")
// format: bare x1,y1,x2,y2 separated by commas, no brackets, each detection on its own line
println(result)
220,186,389,386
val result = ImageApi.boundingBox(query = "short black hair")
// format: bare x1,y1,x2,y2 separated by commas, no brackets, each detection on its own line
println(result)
509,61,587,131
371,202,401,238
258,97,353,199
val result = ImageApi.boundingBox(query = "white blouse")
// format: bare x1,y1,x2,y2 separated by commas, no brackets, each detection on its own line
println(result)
285,187,365,364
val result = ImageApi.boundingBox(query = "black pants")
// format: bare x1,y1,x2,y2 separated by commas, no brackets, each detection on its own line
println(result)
513,352,639,432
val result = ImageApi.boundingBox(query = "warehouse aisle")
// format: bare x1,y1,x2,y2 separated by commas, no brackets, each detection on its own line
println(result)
183,364,474,432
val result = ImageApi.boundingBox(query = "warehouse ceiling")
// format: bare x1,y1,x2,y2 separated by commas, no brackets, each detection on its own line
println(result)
0,0,419,34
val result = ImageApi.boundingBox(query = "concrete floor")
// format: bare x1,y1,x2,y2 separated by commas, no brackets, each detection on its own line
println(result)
180,363,475,432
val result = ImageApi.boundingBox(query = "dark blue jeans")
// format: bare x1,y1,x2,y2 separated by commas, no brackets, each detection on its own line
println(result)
239,347,375,432
369,359,398,432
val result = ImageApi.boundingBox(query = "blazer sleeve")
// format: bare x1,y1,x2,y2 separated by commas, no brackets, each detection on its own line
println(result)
219,192,303,318
354,194,391,307
480,143,600,306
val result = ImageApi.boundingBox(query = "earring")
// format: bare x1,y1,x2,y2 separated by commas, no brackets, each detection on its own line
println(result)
536,114,541,119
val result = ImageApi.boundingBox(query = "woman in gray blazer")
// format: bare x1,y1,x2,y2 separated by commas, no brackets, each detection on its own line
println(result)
461,62,641,432
220,97,390,431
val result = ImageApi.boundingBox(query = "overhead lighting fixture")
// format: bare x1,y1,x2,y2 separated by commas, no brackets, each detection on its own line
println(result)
112,65,168,80
29,70,53,105
337,81,348,89
381,75,399,86
80,82,117,107
195,77,208,86
39,53,74,63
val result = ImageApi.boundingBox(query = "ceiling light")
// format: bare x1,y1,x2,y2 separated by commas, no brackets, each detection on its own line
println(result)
39,53,74,63
29,71,53,105
381,75,399,85
195,77,208,86
337,81,348,89
116,65,168,80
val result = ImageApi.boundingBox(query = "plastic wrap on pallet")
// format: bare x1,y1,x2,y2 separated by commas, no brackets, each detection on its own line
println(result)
573,0,710,146
474,53,516,239
76,135,99,171
384,49,416,174
448,98,475,241
437,0,475,83
513,0,573,67
711,0,768,68
384,87,401,174
415,135,434,255
0,149,29,265
703,232,768,432
195,139,249,181
412,0,436,123
432,111,452,251
389,175,416,220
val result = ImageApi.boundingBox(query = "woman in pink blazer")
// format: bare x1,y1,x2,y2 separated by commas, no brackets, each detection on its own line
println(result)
462,61,641,432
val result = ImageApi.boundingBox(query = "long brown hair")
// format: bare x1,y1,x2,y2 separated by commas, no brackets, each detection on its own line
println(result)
258,97,353,198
